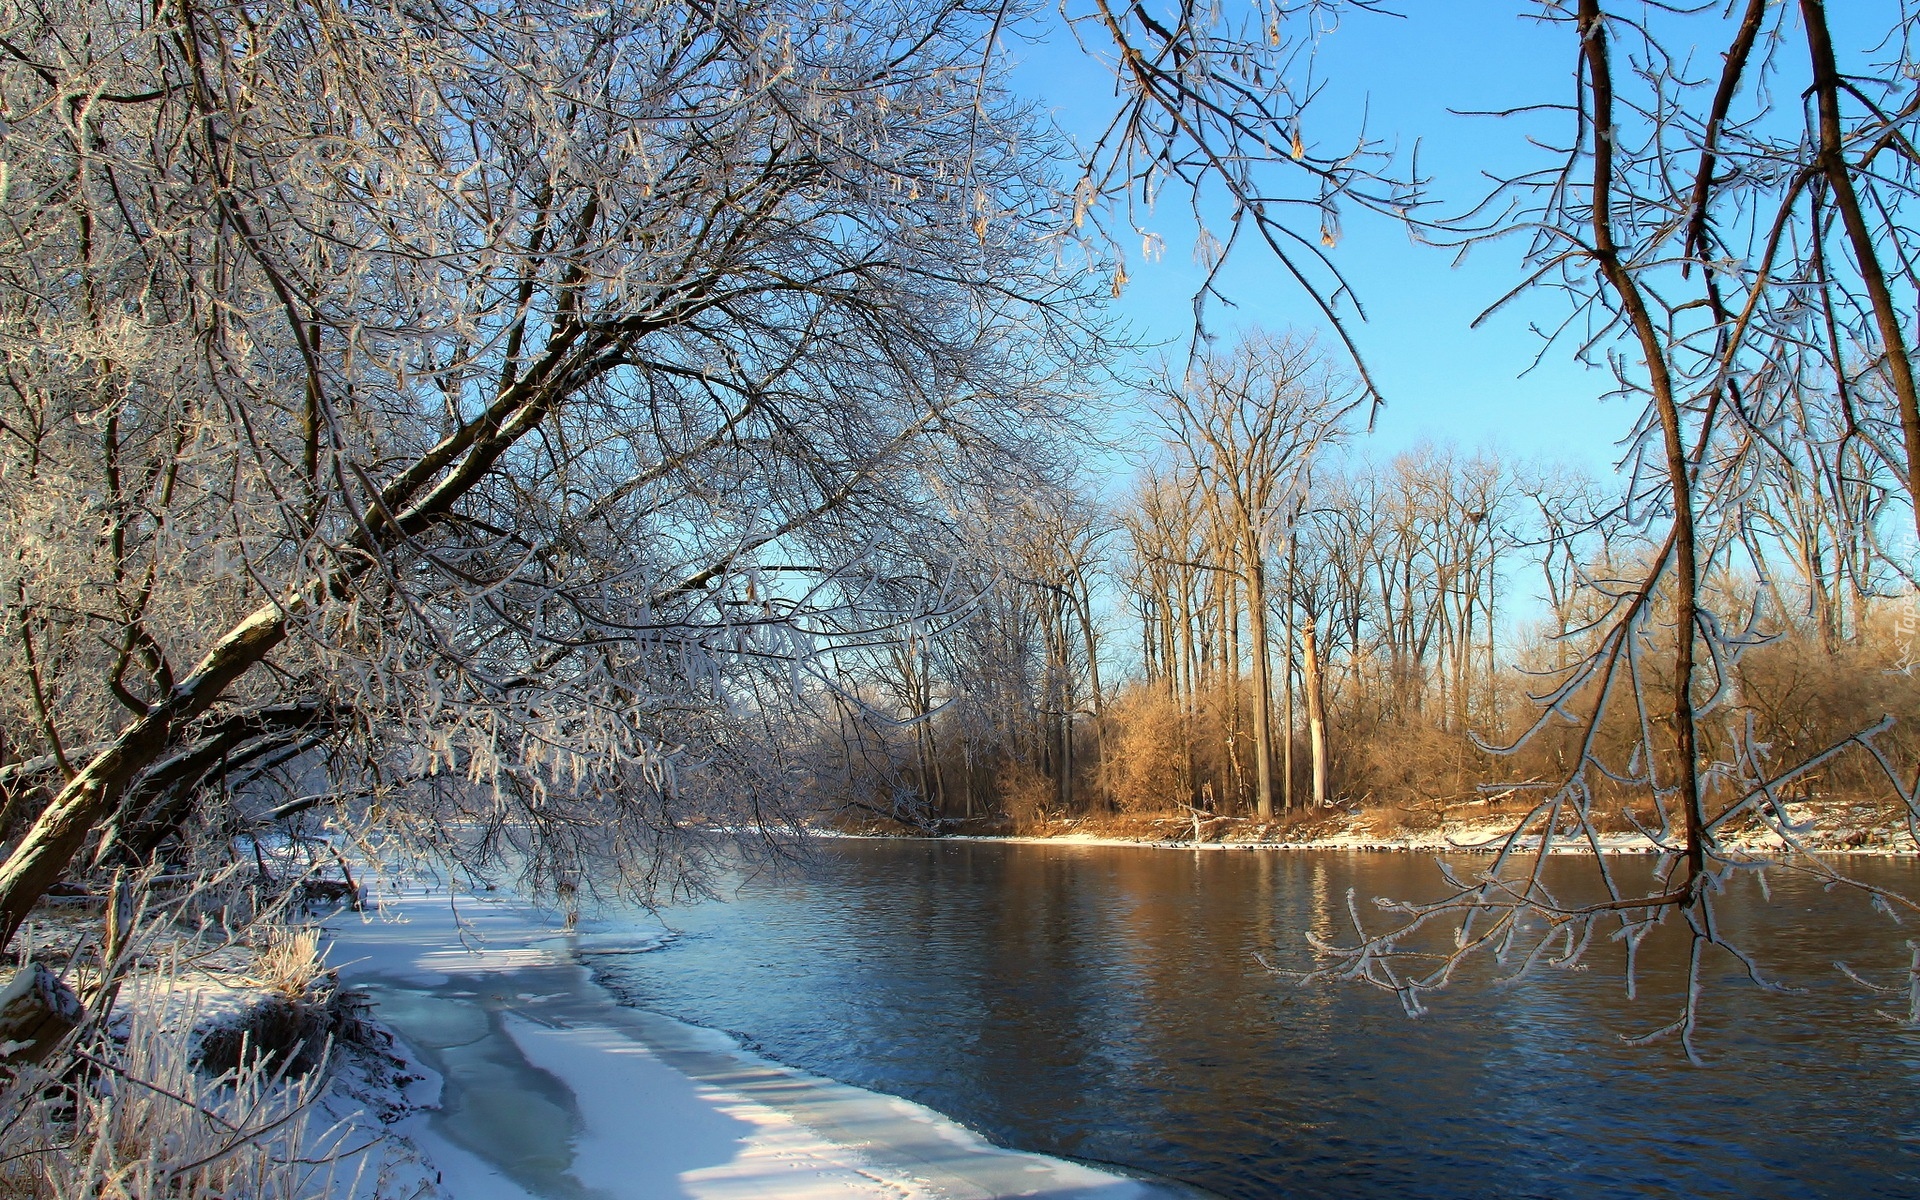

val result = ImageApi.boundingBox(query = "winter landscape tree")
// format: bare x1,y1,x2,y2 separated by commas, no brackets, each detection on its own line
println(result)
0,0,1110,938
7,2,1920,1191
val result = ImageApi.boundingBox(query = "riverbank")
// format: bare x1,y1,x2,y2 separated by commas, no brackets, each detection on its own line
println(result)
826,794,1913,855
323,876,1195,1200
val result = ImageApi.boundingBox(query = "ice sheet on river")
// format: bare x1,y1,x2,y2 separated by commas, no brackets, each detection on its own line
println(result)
327,879,1191,1200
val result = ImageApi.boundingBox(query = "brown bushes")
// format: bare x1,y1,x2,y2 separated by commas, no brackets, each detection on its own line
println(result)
808,597,1920,837
1098,687,1190,813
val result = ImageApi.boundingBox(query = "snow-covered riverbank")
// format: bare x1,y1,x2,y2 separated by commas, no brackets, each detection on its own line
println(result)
825,801,1914,857
323,878,1189,1200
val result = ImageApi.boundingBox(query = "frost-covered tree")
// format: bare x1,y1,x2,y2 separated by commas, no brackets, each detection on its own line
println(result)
1078,0,1920,1048
0,0,1109,938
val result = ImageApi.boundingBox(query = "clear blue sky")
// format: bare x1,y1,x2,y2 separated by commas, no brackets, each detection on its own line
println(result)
996,3,1910,669
998,2,1820,644
1002,3,1871,482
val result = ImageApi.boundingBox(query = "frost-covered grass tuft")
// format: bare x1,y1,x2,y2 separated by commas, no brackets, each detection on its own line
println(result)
245,926,327,1000
0,954,378,1200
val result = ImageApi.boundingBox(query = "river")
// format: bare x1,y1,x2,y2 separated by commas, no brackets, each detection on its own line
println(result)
585,840,1920,1200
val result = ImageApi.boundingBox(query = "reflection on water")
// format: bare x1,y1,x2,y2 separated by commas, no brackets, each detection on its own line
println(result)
588,842,1920,1200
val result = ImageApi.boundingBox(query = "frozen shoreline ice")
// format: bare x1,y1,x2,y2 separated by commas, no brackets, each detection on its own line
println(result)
325,879,1195,1200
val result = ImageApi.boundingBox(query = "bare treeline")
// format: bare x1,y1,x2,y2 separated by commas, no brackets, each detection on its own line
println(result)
809,0,1920,1045
816,326,1918,847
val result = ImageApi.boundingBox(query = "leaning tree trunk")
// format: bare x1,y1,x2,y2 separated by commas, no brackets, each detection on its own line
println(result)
0,604,291,949
0,316,579,949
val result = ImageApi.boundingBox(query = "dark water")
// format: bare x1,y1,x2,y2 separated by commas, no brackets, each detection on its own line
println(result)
587,841,1920,1199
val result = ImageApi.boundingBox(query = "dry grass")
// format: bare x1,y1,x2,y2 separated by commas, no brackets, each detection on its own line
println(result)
0,980,355,1200
245,927,327,1000
0,911,380,1200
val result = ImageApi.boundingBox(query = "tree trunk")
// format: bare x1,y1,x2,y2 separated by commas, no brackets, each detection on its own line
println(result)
1074,578,1107,809
1176,572,1199,804
961,739,975,819
1282,543,1296,811
0,603,289,948
1224,572,1243,812
1245,550,1276,820
1303,622,1329,809
1579,0,1706,890
1801,0,1920,543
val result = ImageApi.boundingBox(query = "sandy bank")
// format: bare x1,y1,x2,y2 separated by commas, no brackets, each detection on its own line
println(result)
325,880,1193,1200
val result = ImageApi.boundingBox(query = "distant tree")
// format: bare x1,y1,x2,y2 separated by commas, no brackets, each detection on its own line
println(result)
1007,489,1114,813
1149,329,1354,817
1118,469,1212,805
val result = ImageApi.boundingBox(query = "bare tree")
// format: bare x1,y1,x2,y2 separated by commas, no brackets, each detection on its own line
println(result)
1286,2,1920,1056
1118,468,1211,806
1006,488,1114,812
1149,329,1353,817
0,0,1110,939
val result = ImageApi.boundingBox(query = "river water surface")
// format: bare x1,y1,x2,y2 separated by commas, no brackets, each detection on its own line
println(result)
587,841,1920,1199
